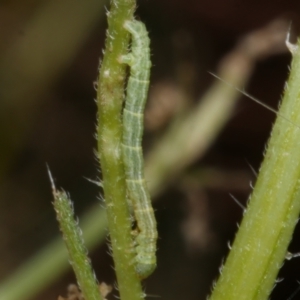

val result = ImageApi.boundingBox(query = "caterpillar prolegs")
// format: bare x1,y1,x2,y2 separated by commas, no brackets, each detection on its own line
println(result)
120,20,158,279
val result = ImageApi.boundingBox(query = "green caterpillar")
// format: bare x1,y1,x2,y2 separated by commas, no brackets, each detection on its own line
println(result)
120,20,158,279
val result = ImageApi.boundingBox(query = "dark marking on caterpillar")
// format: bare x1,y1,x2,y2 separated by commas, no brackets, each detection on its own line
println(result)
120,20,157,279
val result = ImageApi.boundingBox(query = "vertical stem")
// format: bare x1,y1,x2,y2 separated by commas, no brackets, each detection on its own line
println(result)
97,1,144,300
52,187,102,300
210,40,300,300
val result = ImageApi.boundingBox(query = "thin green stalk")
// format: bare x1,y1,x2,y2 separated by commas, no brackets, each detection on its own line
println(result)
97,1,145,300
0,20,286,300
51,181,102,300
210,40,300,299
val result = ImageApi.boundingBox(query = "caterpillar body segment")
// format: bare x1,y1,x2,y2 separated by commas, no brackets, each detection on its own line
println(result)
120,20,157,279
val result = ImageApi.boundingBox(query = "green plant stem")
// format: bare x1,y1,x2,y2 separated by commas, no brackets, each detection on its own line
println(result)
53,188,102,300
0,20,286,300
210,41,300,300
97,1,145,300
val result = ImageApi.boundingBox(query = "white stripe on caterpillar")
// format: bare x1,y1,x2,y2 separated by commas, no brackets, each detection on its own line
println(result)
120,20,157,279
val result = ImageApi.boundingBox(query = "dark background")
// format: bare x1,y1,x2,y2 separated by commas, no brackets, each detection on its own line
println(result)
0,0,300,299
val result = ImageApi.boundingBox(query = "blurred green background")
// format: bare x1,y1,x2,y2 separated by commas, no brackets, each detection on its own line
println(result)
1,0,300,299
